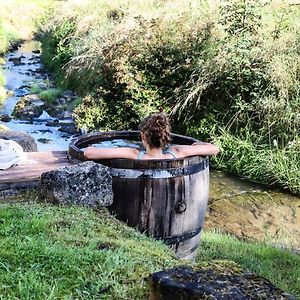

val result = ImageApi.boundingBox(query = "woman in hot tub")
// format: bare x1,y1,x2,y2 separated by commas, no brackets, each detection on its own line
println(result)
84,113,219,160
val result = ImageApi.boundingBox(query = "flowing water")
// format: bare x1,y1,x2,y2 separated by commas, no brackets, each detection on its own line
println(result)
0,41,74,151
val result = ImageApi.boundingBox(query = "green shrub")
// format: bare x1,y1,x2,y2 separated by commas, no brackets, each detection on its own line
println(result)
39,88,62,103
73,94,110,131
38,0,300,193
68,96,82,110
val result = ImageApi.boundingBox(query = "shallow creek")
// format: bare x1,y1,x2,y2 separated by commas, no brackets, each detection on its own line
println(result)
207,171,300,253
1,41,300,253
0,41,74,151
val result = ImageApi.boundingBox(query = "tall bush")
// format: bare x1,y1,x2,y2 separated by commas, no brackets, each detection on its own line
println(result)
38,0,300,192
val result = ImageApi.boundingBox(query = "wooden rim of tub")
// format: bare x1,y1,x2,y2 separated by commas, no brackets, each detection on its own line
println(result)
68,131,209,178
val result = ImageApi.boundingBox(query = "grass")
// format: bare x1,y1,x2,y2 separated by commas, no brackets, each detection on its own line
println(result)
0,195,178,299
0,0,55,54
68,96,82,110
0,86,6,105
0,69,6,104
0,192,299,299
30,84,43,94
0,124,8,131
39,88,63,103
212,129,300,193
0,69,5,86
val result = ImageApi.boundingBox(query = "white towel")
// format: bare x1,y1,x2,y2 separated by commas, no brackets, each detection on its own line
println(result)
0,139,26,170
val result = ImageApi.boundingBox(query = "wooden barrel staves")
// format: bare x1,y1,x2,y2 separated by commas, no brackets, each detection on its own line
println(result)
69,131,209,260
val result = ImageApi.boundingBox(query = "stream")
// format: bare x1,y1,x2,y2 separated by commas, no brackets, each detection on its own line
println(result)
0,41,75,151
0,40,300,254
208,171,300,253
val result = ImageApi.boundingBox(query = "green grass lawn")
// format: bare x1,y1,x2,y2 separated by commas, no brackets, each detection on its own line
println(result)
0,195,178,299
0,193,299,299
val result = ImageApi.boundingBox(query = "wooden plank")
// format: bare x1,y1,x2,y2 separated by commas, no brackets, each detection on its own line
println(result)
0,165,70,181
0,166,71,179
0,150,73,190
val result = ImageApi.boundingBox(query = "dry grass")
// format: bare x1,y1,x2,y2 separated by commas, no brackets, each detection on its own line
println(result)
0,0,55,52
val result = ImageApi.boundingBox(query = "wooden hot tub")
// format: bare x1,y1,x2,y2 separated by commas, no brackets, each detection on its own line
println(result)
68,131,209,260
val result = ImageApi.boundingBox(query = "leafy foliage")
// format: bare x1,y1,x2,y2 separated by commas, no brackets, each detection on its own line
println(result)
38,0,300,193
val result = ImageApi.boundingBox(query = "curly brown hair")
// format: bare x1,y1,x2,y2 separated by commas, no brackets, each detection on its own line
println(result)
138,113,171,148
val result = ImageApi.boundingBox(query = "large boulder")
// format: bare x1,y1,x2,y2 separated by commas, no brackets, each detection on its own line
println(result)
12,94,44,119
40,161,113,207
58,123,80,135
0,130,37,152
12,90,78,120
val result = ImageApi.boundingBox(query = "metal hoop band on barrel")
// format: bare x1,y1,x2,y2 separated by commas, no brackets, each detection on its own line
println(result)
109,158,209,179
162,225,202,245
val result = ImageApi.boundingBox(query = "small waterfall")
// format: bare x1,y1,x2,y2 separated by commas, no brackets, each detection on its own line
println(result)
36,110,55,121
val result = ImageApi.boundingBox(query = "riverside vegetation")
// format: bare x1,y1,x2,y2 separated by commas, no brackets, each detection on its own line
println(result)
38,0,300,194
0,1,300,299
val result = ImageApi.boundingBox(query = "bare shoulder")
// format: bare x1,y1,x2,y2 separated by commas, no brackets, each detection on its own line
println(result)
168,146,185,158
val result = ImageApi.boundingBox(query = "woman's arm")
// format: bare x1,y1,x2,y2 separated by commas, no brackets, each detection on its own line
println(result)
172,142,219,158
84,146,139,160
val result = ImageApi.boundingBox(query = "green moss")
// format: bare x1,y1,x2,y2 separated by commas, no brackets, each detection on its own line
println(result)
0,123,8,131
0,86,6,104
0,68,5,86
30,84,42,94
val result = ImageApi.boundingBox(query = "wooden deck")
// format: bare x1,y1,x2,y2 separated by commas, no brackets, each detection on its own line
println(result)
0,151,73,191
